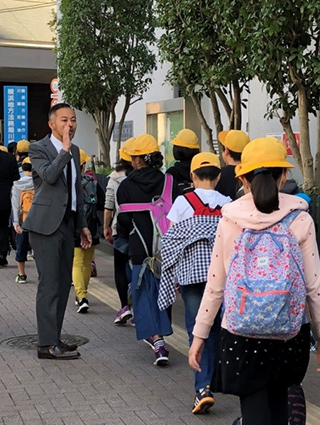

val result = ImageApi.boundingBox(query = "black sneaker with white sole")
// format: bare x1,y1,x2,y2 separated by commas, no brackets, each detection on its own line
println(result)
15,274,27,284
77,298,89,313
192,385,215,414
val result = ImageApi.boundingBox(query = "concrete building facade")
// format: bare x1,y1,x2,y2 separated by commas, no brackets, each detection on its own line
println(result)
1,2,318,185
0,0,97,157
0,0,56,143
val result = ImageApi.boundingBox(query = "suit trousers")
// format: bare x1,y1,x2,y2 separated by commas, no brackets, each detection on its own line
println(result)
30,218,75,346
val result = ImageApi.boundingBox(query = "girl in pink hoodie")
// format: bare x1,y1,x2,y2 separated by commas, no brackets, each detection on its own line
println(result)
189,137,320,425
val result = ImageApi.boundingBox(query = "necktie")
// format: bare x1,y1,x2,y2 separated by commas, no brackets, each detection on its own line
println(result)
64,160,72,222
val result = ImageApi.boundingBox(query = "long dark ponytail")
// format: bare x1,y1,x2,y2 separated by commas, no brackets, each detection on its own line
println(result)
245,168,285,214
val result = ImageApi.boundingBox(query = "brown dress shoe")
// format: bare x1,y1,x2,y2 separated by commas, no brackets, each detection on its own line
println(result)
37,345,80,360
58,340,78,352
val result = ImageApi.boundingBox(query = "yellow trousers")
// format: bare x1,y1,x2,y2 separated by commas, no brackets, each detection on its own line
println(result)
72,246,95,300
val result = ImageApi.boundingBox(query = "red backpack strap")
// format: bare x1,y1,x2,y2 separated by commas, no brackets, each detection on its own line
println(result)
184,191,205,211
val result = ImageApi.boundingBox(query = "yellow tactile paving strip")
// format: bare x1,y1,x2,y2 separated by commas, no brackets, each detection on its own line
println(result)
88,278,319,425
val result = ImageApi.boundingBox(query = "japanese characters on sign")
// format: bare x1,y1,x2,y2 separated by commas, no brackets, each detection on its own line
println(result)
113,121,134,142
3,86,28,146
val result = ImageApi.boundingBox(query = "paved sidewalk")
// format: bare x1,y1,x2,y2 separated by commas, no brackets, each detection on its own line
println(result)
0,247,319,425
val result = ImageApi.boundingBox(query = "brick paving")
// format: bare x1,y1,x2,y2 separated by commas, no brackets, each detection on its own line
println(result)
0,245,319,425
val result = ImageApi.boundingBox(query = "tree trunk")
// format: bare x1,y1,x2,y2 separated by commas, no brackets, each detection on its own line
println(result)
315,111,320,192
288,65,314,191
189,90,214,151
216,88,232,122
116,96,131,162
208,87,223,153
279,113,303,172
182,74,214,151
232,80,241,130
297,87,314,191
208,88,223,135
92,107,116,169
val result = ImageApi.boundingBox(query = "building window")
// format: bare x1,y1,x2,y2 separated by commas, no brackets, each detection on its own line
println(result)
147,110,183,169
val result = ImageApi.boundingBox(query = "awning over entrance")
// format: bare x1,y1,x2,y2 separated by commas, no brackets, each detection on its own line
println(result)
0,44,56,84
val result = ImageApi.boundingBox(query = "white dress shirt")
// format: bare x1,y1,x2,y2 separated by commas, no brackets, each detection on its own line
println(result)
50,135,77,212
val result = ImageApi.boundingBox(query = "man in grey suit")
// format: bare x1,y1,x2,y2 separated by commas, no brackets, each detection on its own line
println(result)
23,103,92,360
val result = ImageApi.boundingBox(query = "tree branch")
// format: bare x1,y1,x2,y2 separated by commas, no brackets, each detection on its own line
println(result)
116,95,131,161
216,88,232,119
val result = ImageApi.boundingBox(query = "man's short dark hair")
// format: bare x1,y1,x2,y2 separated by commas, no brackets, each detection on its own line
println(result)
222,145,241,162
48,103,73,120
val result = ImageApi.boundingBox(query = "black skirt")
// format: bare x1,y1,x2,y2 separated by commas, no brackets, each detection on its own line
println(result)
212,324,310,396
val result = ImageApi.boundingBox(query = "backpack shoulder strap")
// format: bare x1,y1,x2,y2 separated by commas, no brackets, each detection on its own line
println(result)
19,190,25,207
119,201,152,213
82,175,89,188
280,209,302,227
184,191,205,211
119,174,173,213
161,173,173,203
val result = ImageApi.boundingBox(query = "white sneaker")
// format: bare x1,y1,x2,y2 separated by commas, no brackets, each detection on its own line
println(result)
27,250,34,261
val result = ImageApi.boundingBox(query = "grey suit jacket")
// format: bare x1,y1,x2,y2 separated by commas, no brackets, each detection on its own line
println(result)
23,135,87,236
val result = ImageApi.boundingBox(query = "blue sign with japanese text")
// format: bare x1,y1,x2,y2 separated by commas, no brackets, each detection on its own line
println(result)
3,86,28,146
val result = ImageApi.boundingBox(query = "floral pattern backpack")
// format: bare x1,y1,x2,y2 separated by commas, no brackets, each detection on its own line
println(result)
224,210,307,340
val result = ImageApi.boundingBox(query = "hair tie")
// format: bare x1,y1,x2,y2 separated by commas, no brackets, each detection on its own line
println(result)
143,153,152,165
253,167,272,176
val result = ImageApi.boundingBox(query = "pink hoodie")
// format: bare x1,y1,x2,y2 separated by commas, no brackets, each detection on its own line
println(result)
193,193,320,341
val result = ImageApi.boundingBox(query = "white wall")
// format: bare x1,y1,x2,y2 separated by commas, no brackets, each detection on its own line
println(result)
111,60,174,163
73,109,99,158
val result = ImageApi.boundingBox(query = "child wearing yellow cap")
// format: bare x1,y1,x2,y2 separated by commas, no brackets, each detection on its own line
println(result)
72,149,104,313
189,137,320,425
167,152,231,223
117,134,178,366
11,157,34,283
160,152,231,414
166,129,200,194
104,138,134,325
15,140,30,177
216,130,250,200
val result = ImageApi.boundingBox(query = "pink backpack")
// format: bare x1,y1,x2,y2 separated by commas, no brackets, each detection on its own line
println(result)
119,174,173,279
